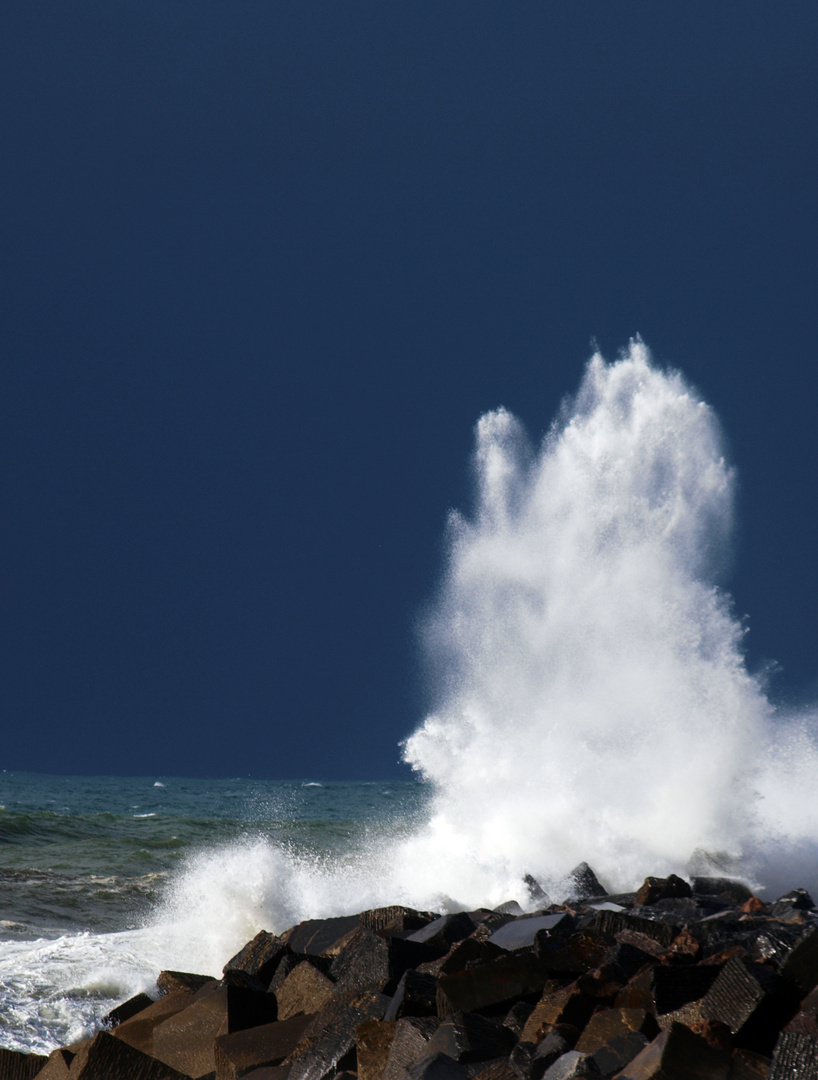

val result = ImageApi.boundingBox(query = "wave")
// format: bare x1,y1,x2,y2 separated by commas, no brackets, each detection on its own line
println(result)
152,340,818,957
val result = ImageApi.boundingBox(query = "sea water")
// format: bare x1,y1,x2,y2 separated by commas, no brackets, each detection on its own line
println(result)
3,340,818,1053
0,774,428,1052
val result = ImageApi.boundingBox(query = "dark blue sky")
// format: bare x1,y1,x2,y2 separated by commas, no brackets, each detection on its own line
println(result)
2,1,816,778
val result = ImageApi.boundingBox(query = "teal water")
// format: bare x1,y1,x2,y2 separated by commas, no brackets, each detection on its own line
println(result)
0,772,428,1052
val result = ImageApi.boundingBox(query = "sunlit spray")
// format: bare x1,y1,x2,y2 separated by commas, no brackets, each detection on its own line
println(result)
401,338,818,903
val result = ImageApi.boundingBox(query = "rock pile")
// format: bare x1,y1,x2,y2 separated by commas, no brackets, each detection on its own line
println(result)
9,869,818,1079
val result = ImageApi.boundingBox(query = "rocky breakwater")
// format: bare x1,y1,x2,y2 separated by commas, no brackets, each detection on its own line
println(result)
9,868,818,1079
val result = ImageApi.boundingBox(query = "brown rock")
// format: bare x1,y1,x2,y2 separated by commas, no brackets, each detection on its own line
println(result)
286,989,389,1080
667,928,701,963
612,1022,730,1079
151,983,277,1078
768,1030,818,1079
103,993,155,1029
355,1020,397,1080
283,917,362,959
701,956,800,1055
66,1030,190,1080
276,962,335,1021
740,898,766,916
423,1011,515,1063
224,932,291,988
214,1014,314,1080
0,1047,48,1080
30,1048,74,1079
381,1017,441,1080
359,908,440,935
437,953,546,1017
113,990,199,1056
157,971,215,996
635,875,692,907
574,1008,659,1053
519,984,594,1043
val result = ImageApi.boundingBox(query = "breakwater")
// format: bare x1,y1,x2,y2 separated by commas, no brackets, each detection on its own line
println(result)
9,867,818,1079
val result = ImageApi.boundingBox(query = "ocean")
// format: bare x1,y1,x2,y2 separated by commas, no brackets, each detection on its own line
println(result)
0,773,428,1054
4,343,818,1056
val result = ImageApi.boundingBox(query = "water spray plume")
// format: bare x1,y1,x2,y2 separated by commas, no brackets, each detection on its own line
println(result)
401,338,818,903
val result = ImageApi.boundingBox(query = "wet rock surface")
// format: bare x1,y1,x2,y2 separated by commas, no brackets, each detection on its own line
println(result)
14,873,818,1079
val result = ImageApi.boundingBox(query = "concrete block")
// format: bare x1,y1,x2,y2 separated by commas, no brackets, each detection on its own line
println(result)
214,1014,314,1080
66,1030,190,1080
0,1048,47,1080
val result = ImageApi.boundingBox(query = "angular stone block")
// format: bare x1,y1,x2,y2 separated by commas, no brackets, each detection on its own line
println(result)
520,985,594,1043
574,1008,658,1053
566,864,607,901
535,929,606,979
382,1016,441,1080
151,983,278,1078
592,912,677,949
635,876,691,907
612,932,665,963
113,990,200,1056
503,1000,536,1039
287,989,389,1080
407,914,476,952
224,932,293,988
0,1048,47,1080
489,914,569,953
214,1014,314,1080
284,916,362,958
771,888,815,913
103,992,155,1028
157,971,215,995
769,1030,818,1079
384,969,439,1021
423,1011,515,1063
329,926,440,996
275,961,335,1021
529,1030,583,1080
587,1031,648,1078
437,953,546,1017
355,1019,397,1080
66,1030,191,1080
603,942,656,984
750,924,801,969
495,901,526,917
360,908,439,936
612,1022,730,1079
439,938,506,977
691,878,753,905
701,956,799,1054
30,1047,73,1080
